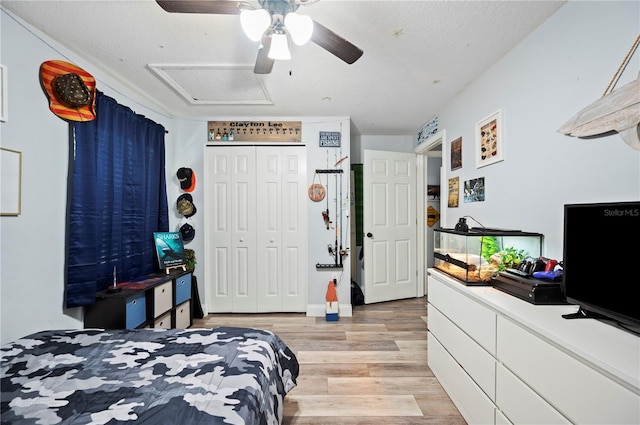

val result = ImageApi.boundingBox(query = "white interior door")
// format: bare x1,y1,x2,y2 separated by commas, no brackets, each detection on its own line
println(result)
205,146,257,312
205,145,307,313
363,150,417,304
256,146,307,312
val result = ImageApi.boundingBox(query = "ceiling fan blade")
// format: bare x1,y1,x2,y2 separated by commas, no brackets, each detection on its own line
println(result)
156,0,250,15
254,35,275,74
310,20,363,65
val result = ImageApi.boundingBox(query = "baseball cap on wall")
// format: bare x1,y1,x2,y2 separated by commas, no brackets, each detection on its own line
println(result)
178,218,195,242
177,167,196,192
176,193,197,218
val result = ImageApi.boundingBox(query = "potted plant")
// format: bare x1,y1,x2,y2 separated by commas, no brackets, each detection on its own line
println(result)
184,248,197,271
496,246,526,271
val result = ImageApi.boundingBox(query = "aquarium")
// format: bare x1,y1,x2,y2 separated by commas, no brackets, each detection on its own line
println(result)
433,228,543,285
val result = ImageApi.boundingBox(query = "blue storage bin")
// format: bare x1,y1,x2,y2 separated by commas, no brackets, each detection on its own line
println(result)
125,292,146,329
175,273,192,305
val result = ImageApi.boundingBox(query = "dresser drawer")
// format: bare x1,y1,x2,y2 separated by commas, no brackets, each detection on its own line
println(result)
154,312,171,329
428,274,497,355
496,363,570,424
175,300,191,329
175,273,191,305
428,303,496,400
153,281,173,316
428,332,496,424
125,292,146,329
497,316,640,424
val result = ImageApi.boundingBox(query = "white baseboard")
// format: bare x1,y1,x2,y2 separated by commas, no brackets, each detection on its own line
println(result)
306,303,352,317
198,303,353,317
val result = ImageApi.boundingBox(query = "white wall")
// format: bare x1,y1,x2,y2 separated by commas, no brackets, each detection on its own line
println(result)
436,0,639,260
353,134,415,164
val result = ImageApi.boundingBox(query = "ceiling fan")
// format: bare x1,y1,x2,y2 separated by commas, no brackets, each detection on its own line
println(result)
156,0,364,74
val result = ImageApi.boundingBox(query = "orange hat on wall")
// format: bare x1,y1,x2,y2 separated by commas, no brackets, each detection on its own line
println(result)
40,60,96,122
176,167,196,192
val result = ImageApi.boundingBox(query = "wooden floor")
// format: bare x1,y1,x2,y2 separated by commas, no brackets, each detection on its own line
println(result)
193,296,467,424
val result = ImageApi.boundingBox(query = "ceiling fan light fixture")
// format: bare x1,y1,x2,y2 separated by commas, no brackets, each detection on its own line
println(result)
268,31,291,60
284,12,313,45
240,8,271,42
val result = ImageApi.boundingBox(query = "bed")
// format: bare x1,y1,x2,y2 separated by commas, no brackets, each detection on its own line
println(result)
1,327,299,424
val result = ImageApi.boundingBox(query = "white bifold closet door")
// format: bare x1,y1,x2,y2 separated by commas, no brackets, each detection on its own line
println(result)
204,145,307,313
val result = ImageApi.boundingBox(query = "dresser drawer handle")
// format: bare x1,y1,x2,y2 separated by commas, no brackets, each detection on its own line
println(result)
162,288,165,293
132,300,137,305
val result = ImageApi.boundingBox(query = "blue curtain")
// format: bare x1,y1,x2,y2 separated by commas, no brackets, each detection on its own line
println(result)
66,91,169,308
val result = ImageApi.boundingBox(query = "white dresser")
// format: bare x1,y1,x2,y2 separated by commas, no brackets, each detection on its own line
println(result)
427,268,640,424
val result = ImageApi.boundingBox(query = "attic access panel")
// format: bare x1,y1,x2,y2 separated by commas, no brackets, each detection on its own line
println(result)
148,64,272,105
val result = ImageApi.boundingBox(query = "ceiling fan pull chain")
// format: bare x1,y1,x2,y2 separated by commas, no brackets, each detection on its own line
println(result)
602,34,640,97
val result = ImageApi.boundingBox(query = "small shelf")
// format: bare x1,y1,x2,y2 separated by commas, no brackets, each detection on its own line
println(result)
316,263,344,270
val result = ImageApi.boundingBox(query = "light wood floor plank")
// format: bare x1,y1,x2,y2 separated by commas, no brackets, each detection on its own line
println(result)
396,339,428,351
284,395,423,417
346,330,427,341
296,350,424,364
327,377,451,395
367,363,435,377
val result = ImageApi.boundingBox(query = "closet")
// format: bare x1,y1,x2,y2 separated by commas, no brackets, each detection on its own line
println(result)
204,145,307,313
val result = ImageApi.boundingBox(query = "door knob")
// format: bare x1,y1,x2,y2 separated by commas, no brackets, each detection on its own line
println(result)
366,232,373,238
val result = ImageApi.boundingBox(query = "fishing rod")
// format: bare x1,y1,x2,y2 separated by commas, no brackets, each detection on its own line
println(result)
335,155,348,267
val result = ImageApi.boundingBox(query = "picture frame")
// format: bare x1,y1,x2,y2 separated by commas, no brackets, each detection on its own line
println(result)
1,147,22,216
476,109,503,168
463,177,485,203
447,176,459,208
417,115,438,146
0,64,7,122
450,137,462,171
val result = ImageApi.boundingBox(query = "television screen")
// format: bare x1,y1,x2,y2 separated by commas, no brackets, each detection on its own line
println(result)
562,201,640,331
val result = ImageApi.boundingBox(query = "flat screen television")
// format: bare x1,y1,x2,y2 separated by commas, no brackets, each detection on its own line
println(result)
561,201,640,333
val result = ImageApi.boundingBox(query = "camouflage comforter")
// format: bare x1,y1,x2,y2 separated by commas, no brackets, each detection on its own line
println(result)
1,327,299,424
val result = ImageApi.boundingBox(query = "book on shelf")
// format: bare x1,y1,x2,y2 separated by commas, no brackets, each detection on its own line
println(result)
153,231,186,270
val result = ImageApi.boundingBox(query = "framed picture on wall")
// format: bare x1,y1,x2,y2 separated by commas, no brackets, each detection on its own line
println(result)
463,177,485,203
476,109,504,168
417,115,438,146
1,147,22,216
447,177,459,208
451,137,462,171
0,64,7,122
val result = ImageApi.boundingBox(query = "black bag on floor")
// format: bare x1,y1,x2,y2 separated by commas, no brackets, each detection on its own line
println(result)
351,280,365,306
191,275,205,319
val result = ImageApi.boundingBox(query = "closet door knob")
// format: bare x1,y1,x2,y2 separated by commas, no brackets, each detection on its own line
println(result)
366,232,373,238
240,237,245,242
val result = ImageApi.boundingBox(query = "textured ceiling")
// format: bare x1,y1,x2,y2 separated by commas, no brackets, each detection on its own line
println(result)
1,0,566,136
